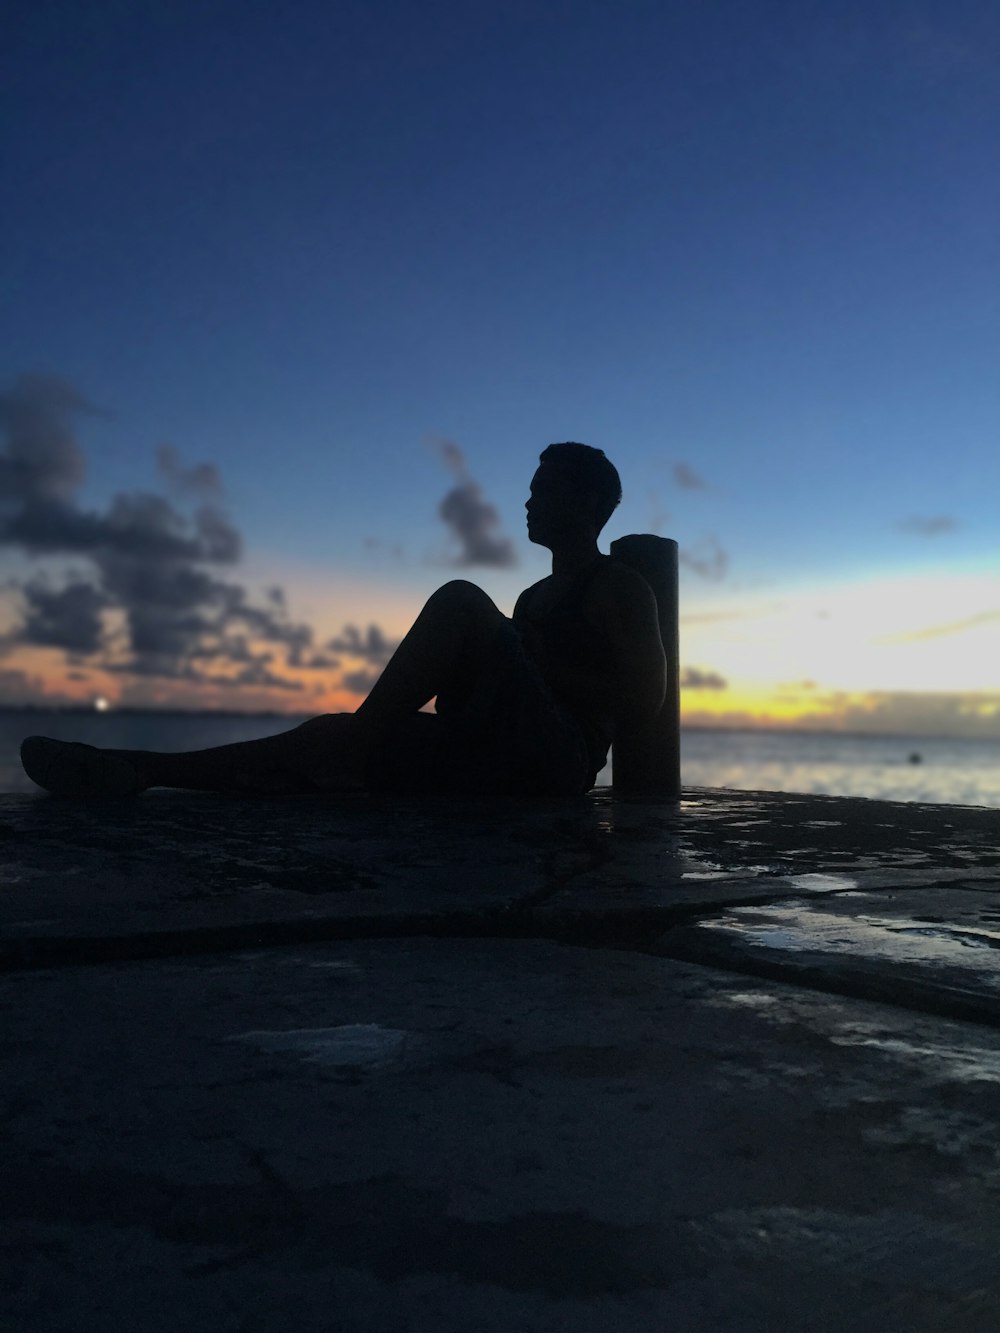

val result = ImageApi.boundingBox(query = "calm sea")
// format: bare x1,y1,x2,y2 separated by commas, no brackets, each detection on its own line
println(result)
2,709,999,807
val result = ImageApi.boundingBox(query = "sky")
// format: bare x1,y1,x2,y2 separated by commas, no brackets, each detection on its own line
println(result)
1,0,998,736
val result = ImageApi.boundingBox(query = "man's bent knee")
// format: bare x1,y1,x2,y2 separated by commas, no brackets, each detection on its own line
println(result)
425,580,501,618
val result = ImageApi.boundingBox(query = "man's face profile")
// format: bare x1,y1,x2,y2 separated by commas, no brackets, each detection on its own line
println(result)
525,464,596,548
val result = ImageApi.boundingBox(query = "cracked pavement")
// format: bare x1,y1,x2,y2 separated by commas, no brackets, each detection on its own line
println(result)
2,785,1000,1329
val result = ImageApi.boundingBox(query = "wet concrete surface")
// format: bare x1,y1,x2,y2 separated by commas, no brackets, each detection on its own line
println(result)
6,940,1000,1330
2,783,1000,1328
1,784,998,969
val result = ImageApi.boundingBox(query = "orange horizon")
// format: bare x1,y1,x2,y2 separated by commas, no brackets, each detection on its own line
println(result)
3,645,999,740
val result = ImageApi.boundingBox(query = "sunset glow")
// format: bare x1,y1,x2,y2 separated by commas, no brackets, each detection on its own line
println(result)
2,3,997,740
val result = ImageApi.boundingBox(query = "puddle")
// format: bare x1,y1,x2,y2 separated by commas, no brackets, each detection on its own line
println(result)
715,990,781,1009
681,859,789,881
740,926,815,950
230,1023,412,1068
697,906,1000,986
830,1033,1000,1085
789,873,858,894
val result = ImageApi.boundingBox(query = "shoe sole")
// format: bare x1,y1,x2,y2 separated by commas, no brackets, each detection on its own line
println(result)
20,737,140,799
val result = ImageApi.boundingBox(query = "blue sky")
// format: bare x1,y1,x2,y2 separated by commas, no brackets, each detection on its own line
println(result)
1,0,998,732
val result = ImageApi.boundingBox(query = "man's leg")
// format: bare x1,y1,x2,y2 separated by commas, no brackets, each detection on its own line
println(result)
355,579,506,742
21,581,507,796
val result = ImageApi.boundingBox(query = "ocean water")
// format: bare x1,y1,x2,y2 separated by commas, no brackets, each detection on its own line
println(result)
2,709,999,807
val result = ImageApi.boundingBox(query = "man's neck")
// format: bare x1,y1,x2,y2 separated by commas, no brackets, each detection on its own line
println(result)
549,539,601,579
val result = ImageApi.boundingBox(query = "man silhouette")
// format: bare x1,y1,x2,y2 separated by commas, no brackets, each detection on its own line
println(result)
21,443,666,799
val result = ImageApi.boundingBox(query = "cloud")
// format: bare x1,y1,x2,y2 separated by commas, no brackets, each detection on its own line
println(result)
0,373,95,507
680,606,766,626
0,373,318,696
325,621,406,697
327,623,400,667
897,515,958,536
648,499,670,535
680,666,727,690
363,537,404,561
680,537,729,580
672,462,708,490
0,665,66,706
681,688,1000,740
429,435,517,568
226,662,304,691
439,485,518,567
19,578,110,654
824,690,1000,740
428,434,468,480
875,609,1000,645
340,667,379,696
303,653,340,670
156,443,223,500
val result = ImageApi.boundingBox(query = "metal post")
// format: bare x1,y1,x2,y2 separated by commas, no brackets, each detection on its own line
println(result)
608,534,680,802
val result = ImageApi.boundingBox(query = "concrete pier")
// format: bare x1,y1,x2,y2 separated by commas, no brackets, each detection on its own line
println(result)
2,786,1000,1329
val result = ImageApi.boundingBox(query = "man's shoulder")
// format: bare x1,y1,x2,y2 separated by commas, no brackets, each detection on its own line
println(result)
513,575,551,613
594,558,658,606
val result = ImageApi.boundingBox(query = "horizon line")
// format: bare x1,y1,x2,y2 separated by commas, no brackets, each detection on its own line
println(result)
0,703,994,745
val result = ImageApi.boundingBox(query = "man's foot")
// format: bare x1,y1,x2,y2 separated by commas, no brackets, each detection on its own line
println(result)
20,737,142,799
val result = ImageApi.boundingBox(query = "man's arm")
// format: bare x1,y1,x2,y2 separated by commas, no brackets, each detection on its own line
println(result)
511,579,552,674
599,565,667,730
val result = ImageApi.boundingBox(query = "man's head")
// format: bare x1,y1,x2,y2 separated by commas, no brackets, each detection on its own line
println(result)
526,442,622,548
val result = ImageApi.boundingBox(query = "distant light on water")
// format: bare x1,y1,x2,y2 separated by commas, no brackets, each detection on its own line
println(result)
93,696,110,713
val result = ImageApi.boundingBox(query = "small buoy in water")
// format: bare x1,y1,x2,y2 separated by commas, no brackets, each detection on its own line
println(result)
908,752,922,764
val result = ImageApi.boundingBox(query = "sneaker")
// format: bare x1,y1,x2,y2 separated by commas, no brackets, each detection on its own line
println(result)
20,736,141,799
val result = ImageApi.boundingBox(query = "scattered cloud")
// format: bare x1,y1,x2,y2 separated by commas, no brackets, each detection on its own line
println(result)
340,667,379,696
0,373,318,696
0,373,95,507
897,515,958,536
681,688,1000,740
156,443,222,500
0,665,66,706
680,666,727,690
647,490,670,534
428,434,517,568
682,609,747,626
874,609,1000,645
327,623,400,667
18,578,110,654
227,661,304,691
680,605,775,626
680,537,729,580
303,653,341,670
429,435,467,480
825,690,1000,740
672,462,708,491
363,536,404,561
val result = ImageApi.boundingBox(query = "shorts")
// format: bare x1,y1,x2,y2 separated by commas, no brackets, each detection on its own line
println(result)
364,621,600,797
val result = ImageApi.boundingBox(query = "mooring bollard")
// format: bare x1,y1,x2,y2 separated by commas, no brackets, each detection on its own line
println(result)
608,534,680,802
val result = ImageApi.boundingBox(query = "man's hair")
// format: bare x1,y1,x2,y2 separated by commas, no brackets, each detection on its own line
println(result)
539,442,622,531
